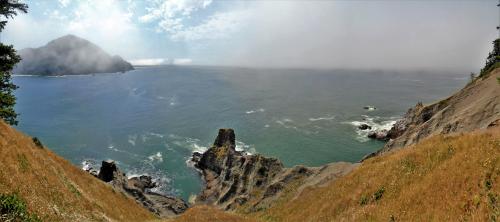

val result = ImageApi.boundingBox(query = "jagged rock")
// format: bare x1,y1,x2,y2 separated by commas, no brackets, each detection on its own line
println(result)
91,160,188,218
367,130,388,141
192,128,357,212
488,119,500,128
129,175,156,192
98,160,122,182
358,124,372,130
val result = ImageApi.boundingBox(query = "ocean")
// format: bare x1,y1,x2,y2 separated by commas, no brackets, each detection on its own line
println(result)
13,66,467,200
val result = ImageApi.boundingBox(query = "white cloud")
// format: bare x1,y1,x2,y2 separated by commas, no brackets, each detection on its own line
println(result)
139,0,212,32
58,0,71,8
130,58,192,66
173,58,192,65
130,58,169,66
170,10,248,41
138,0,248,41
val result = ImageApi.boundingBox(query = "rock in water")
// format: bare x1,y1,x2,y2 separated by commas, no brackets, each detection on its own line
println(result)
98,160,120,182
92,160,188,218
358,124,372,130
367,130,389,141
192,128,357,212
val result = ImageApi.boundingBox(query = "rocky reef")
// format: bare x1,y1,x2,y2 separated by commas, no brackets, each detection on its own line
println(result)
86,160,188,218
191,129,357,211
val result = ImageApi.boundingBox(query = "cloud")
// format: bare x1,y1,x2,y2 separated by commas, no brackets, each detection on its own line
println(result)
58,0,71,8
130,58,169,66
172,58,192,65
3,0,147,60
139,0,213,33
170,10,248,41
129,58,192,66
218,1,497,71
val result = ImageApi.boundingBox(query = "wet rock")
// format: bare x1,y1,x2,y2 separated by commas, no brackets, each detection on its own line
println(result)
367,130,389,141
358,124,372,130
129,175,156,192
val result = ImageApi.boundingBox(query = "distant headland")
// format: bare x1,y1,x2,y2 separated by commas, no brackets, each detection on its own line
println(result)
13,34,133,76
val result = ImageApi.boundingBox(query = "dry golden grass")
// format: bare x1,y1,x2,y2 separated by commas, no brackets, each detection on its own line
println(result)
0,121,156,221
172,128,499,222
170,205,257,222
255,128,500,221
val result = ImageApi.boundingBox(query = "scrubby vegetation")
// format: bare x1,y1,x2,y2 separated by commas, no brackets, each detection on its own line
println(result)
480,39,500,77
0,193,41,222
31,137,43,148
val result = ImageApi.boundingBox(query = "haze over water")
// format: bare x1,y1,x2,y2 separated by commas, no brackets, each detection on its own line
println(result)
13,66,467,200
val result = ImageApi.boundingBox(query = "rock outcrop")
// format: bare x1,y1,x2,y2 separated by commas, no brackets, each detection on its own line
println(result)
192,129,357,211
364,68,500,160
90,160,188,218
14,35,133,76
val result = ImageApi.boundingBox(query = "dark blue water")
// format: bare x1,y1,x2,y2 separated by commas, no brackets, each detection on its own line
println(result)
13,66,467,200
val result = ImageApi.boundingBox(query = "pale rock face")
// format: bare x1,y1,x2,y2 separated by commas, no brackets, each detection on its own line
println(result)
192,128,357,211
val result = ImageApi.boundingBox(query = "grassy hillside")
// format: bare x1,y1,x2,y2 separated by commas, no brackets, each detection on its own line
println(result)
176,128,500,221
0,121,155,221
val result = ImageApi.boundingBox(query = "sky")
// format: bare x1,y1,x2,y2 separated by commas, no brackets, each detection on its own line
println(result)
1,0,498,72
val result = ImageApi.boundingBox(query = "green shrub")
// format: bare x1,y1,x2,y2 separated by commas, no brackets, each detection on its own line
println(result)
359,195,369,206
0,193,41,222
373,187,385,201
480,39,500,77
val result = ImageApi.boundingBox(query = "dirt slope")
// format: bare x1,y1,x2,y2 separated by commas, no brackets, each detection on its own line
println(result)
0,121,155,221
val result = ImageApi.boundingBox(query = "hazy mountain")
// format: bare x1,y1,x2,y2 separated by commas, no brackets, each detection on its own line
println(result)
14,35,133,76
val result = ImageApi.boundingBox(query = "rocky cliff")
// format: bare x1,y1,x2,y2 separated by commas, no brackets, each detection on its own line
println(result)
85,159,188,218
191,129,357,211
365,68,500,158
14,35,133,76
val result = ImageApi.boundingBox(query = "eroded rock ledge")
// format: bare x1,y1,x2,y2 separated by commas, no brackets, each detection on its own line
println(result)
86,160,188,218
191,129,357,211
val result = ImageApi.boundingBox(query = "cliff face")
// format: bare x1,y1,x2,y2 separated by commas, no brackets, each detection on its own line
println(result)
370,68,500,157
14,35,133,76
191,129,357,212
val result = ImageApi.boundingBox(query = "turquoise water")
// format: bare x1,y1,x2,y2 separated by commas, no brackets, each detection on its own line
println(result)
13,66,467,200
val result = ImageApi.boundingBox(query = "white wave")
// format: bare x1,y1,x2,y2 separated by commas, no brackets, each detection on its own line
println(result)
170,134,208,153
81,159,97,172
13,74,37,77
245,108,265,114
264,124,270,128
169,96,177,106
148,152,163,163
128,134,137,146
344,115,398,142
148,132,165,138
235,140,256,155
309,115,335,122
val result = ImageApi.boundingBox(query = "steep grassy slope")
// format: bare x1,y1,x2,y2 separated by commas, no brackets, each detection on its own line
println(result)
0,121,155,221
176,128,499,221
